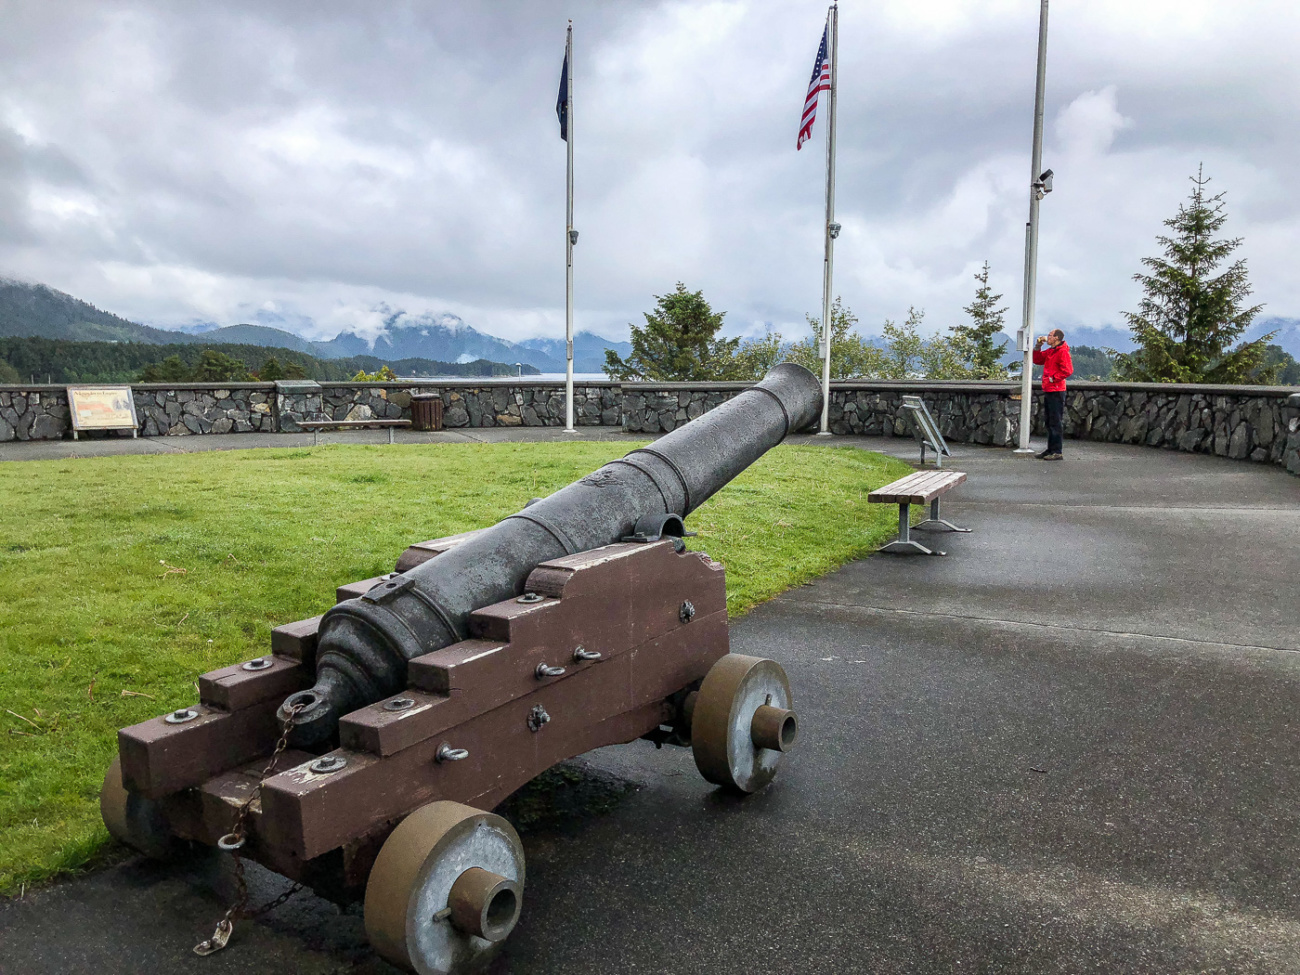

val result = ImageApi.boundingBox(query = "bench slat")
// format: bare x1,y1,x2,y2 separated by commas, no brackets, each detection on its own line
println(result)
869,470,949,503
894,470,950,496
869,470,966,504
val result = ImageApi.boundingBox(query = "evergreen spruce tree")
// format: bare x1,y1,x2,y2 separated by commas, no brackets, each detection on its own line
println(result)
191,349,252,382
1112,167,1275,383
139,354,192,382
603,283,739,381
258,356,285,381
951,262,1009,379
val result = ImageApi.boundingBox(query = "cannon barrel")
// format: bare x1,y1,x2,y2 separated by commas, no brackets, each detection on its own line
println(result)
280,363,822,744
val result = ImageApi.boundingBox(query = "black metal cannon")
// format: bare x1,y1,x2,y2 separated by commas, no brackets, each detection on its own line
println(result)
281,362,821,746
103,363,821,974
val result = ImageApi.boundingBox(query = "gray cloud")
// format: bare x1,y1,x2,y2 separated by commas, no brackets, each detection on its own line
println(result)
0,0,1295,344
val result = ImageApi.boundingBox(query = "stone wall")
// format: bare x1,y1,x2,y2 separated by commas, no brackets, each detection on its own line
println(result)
135,384,274,436
275,381,622,431
1022,383,1299,467
1285,394,1300,475
831,384,1020,444
620,379,1300,477
1,379,1297,479
623,381,1022,442
0,387,69,441
623,384,747,433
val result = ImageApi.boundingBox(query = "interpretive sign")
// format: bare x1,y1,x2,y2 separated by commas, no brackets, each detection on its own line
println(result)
68,386,138,439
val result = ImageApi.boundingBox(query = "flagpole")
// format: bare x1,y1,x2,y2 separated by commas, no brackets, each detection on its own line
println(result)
1015,0,1049,453
564,21,577,434
818,3,838,436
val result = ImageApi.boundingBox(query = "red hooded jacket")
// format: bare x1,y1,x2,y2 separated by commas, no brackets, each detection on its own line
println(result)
1032,342,1073,393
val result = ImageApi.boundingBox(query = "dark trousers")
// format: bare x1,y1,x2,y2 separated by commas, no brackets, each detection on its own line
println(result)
1043,390,1065,454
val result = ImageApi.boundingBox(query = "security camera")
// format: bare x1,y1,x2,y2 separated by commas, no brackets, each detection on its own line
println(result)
828,222,842,239
569,230,579,245
1035,169,1054,200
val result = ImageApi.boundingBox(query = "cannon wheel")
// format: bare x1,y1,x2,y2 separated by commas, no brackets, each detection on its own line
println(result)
691,654,797,793
99,754,174,859
365,801,526,975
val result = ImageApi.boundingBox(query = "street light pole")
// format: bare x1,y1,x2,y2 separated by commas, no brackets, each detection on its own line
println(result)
1015,0,1050,454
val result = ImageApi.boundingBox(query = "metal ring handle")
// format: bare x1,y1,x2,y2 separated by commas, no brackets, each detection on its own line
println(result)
436,743,469,763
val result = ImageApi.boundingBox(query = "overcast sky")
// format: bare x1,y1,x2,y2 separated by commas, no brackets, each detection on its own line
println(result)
1,0,1296,344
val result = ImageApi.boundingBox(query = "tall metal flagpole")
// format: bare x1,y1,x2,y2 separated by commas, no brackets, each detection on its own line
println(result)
564,21,577,434
818,3,838,436
1015,0,1049,454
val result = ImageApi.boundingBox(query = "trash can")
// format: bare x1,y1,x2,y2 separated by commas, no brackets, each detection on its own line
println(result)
411,395,444,432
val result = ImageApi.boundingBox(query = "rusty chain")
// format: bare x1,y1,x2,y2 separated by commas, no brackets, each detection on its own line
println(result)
194,701,306,957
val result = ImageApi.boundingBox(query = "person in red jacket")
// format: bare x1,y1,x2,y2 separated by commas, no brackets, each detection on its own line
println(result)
1032,329,1073,460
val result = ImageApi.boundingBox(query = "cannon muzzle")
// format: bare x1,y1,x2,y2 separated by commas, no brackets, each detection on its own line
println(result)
280,363,822,745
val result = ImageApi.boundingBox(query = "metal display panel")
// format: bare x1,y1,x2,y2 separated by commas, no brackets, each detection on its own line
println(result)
68,386,138,440
901,395,949,467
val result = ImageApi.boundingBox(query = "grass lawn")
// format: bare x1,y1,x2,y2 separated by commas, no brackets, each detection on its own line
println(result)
0,440,912,895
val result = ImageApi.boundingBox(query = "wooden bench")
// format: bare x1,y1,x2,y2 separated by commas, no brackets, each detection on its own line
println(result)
296,419,412,445
868,469,971,556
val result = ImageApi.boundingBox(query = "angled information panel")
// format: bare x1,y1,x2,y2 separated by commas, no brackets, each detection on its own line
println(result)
901,394,949,468
68,386,138,440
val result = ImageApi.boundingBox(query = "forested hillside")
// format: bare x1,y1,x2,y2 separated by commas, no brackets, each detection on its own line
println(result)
0,279,194,344
0,337,530,384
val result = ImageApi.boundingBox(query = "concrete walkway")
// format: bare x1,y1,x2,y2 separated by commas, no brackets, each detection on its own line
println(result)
2,435,1298,974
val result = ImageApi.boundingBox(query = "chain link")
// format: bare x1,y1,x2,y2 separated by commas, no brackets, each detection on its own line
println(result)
194,701,306,956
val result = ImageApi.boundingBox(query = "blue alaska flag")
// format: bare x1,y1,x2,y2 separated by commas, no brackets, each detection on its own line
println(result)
556,45,569,141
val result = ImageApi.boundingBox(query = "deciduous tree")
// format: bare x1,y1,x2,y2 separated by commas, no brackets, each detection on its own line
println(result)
730,329,788,380
785,297,887,380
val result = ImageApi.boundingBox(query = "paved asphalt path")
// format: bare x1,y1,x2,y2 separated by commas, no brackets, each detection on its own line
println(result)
2,434,1298,973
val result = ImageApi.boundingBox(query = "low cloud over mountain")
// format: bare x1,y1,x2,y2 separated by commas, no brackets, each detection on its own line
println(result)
0,278,631,373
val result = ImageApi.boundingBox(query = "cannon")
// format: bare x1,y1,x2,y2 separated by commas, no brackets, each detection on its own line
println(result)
101,363,820,974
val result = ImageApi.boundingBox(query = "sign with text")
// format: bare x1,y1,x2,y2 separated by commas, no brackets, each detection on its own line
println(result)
68,386,138,432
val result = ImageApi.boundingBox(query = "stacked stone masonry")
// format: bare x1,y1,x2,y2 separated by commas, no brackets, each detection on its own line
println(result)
0,387,69,441
1,379,1296,478
275,382,622,432
135,385,273,437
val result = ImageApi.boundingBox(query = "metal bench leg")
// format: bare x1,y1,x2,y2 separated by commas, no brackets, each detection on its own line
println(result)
313,430,319,447
880,503,944,556
915,496,971,534
388,427,395,445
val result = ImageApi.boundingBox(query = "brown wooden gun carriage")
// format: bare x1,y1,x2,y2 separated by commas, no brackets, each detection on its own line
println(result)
101,364,816,974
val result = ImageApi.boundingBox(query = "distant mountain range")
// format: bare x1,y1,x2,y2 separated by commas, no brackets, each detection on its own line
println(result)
995,319,1300,359
2,277,1296,377
0,279,631,374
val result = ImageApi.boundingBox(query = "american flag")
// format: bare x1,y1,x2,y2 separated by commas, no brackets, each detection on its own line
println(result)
797,24,831,150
